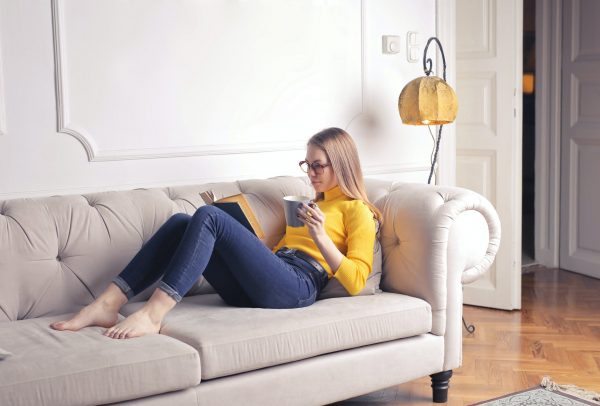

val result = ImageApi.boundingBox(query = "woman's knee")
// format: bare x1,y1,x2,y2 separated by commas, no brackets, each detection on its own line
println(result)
192,205,220,221
165,212,192,230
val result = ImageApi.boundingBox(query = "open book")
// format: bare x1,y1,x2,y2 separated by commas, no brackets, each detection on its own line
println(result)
200,191,265,240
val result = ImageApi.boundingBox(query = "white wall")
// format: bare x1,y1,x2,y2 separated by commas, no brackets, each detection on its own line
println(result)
0,0,437,199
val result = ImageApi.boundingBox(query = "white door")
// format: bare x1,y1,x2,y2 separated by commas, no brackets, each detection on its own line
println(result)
455,0,523,309
559,0,600,279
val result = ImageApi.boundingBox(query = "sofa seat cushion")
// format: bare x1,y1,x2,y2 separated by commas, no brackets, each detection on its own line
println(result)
0,314,202,406
121,292,431,380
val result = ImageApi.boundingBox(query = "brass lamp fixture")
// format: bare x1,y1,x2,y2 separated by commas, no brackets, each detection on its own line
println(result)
398,37,458,184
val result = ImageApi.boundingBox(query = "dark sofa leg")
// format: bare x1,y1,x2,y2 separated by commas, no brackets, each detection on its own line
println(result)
430,370,453,403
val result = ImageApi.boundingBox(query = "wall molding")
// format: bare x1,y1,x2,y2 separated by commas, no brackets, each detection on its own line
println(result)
51,0,366,162
363,163,431,177
534,0,561,267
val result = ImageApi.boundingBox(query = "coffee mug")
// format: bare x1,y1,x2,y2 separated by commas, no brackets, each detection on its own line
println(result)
283,196,312,227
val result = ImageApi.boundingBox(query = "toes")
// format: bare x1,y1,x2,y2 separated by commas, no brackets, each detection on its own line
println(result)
123,328,133,339
51,321,70,331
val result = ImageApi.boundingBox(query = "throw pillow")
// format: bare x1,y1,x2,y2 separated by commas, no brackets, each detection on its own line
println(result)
0,347,12,360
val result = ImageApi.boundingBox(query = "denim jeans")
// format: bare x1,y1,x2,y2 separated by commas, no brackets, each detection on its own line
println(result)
112,205,320,309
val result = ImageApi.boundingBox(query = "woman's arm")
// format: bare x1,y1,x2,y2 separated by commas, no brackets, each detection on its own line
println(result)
298,201,376,295
297,202,344,272
313,232,344,274
331,201,376,295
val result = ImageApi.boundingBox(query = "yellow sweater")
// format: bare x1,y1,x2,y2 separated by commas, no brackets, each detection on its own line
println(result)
272,185,376,295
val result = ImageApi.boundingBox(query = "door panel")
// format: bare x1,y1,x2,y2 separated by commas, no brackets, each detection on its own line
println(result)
560,0,600,279
456,0,522,309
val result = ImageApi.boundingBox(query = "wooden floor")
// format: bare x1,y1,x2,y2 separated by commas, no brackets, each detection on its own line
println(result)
330,267,600,405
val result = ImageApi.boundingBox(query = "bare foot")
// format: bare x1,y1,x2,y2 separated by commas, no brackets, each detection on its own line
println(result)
104,308,161,339
50,299,120,331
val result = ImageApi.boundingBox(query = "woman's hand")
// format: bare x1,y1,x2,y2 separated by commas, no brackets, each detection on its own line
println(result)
296,200,344,274
297,202,327,242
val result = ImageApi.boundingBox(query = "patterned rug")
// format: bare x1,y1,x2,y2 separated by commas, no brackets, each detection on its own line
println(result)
472,377,600,406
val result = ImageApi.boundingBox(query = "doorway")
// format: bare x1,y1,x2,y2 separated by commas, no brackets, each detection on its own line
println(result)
522,0,536,267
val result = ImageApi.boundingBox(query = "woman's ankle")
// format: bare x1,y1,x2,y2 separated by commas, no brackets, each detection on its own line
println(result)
142,288,177,325
98,283,129,310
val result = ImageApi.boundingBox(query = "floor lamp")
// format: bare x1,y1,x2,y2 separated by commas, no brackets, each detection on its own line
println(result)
397,37,474,333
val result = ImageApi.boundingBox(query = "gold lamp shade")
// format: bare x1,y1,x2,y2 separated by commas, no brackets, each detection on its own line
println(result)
398,75,458,125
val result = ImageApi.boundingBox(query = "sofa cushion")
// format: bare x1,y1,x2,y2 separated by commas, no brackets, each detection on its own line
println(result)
0,314,202,406
120,292,431,380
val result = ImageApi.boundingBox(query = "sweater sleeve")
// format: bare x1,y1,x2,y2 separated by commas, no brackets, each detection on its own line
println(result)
333,201,376,295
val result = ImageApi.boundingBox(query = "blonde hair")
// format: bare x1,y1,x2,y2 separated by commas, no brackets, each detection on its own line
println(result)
308,127,383,226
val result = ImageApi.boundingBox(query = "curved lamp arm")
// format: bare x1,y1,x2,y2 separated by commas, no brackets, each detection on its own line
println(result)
423,37,447,81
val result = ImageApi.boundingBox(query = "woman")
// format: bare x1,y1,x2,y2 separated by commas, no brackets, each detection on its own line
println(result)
50,127,382,339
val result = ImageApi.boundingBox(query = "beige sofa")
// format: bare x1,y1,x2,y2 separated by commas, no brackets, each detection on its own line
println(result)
0,176,500,406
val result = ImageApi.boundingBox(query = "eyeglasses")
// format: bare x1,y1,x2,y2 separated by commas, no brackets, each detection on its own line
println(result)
299,160,331,175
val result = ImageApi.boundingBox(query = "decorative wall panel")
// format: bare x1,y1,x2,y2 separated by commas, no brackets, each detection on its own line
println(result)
52,0,363,161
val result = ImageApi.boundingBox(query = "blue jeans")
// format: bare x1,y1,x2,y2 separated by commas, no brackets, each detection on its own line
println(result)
112,205,319,309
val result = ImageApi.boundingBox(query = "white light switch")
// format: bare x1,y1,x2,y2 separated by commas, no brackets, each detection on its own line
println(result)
408,31,419,46
406,31,420,63
409,47,420,62
382,35,401,54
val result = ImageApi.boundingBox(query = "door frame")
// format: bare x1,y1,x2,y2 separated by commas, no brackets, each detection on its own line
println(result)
511,0,525,309
534,0,561,268
436,0,457,187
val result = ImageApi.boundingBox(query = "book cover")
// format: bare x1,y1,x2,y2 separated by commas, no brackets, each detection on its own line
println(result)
200,191,265,240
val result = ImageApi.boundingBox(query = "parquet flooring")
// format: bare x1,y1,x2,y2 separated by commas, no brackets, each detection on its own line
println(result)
329,267,600,405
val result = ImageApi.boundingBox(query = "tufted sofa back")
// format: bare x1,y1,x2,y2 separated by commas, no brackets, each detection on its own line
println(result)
0,176,398,322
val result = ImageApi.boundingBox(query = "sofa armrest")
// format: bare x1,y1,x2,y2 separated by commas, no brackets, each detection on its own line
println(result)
377,182,501,342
